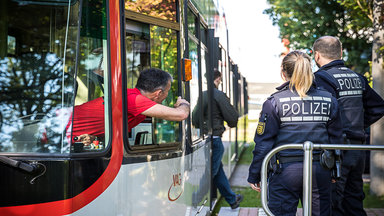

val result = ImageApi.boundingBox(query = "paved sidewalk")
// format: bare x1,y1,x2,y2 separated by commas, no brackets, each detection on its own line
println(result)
218,164,384,216
219,207,384,216
219,207,297,216
229,164,249,187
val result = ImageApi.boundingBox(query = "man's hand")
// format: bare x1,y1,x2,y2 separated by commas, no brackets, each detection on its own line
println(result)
77,134,96,146
174,96,190,108
249,182,261,192
93,68,104,76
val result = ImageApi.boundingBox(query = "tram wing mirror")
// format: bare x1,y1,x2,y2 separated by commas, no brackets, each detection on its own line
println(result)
134,131,149,145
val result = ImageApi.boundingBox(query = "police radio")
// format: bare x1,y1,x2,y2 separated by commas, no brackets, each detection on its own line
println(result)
332,149,342,180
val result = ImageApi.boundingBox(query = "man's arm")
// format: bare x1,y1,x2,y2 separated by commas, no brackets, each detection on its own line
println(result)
215,91,239,127
141,97,190,121
361,75,384,127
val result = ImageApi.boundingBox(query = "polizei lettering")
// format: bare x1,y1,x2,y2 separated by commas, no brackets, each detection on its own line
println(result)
282,101,331,116
278,96,332,122
337,77,362,90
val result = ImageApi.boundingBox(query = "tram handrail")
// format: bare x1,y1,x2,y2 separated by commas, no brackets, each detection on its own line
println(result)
260,141,384,216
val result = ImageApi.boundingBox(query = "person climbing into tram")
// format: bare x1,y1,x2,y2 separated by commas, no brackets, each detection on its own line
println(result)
312,36,384,216
70,68,190,145
192,69,243,209
247,50,343,216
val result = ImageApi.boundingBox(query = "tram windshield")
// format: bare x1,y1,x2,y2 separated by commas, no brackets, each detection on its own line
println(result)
0,0,108,154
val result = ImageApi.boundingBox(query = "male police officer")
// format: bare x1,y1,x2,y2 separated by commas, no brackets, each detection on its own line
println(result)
313,36,384,216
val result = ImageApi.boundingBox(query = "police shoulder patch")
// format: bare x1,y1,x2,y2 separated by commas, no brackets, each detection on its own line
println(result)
256,122,265,135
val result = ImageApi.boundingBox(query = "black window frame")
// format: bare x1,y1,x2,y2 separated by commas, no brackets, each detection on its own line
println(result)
122,2,184,154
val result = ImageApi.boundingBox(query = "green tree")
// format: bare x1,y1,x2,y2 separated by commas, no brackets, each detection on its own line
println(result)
264,0,372,74
369,0,384,197
339,0,384,197
266,0,384,197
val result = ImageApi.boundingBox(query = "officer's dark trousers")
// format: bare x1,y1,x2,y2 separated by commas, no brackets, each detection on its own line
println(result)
268,161,331,216
331,150,366,216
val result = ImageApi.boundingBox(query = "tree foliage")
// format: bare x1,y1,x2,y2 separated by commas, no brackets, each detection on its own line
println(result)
264,0,373,74
125,0,177,21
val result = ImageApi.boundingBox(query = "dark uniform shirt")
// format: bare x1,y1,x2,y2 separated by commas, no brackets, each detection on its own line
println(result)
247,82,343,183
315,60,384,140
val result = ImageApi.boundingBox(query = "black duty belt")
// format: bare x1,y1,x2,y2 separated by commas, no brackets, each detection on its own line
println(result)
279,154,320,164
345,139,365,144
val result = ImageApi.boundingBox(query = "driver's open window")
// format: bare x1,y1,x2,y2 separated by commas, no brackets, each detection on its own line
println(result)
125,18,179,147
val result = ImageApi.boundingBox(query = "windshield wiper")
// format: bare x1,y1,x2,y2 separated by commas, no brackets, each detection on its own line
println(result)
0,156,37,172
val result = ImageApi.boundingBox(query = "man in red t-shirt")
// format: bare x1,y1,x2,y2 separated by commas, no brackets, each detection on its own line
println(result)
71,68,190,145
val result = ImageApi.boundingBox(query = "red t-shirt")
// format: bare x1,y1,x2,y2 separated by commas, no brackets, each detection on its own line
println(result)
70,88,156,139
71,97,105,138
127,88,157,131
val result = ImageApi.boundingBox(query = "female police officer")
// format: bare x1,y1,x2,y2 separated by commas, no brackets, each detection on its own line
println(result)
247,51,343,216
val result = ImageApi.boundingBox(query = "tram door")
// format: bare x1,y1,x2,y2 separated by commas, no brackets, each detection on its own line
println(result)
206,29,219,206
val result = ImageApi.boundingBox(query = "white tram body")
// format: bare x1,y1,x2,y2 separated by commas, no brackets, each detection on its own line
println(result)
74,142,210,216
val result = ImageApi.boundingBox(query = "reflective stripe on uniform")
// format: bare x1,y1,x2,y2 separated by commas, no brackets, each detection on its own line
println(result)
281,116,329,122
279,96,331,102
339,90,363,96
333,73,358,78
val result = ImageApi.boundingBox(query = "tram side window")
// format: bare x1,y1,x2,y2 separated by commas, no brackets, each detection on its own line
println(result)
193,44,209,137
69,0,109,153
221,47,230,97
189,40,200,141
126,20,179,146
191,24,208,137
187,8,201,141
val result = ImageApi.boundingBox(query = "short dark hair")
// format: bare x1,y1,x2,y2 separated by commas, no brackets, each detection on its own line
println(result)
213,69,222,80
313,36,342,60
135,68,173,92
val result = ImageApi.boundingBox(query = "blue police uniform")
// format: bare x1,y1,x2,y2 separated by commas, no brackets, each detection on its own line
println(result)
314,60,384,216
248,81,343,216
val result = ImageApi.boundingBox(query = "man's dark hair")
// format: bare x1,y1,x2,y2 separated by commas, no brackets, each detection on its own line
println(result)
313,36,342,60
136,68,173,92
213,69,222,80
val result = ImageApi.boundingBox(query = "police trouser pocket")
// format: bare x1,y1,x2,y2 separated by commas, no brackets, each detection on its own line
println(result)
268,155,282,176
320,150,335,169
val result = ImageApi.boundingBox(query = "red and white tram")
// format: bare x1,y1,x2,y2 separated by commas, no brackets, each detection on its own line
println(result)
0,0,248,215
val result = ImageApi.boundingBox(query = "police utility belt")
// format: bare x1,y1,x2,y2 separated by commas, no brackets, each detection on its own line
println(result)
277,151,335,170
278,154,321,163
269,150,341,179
